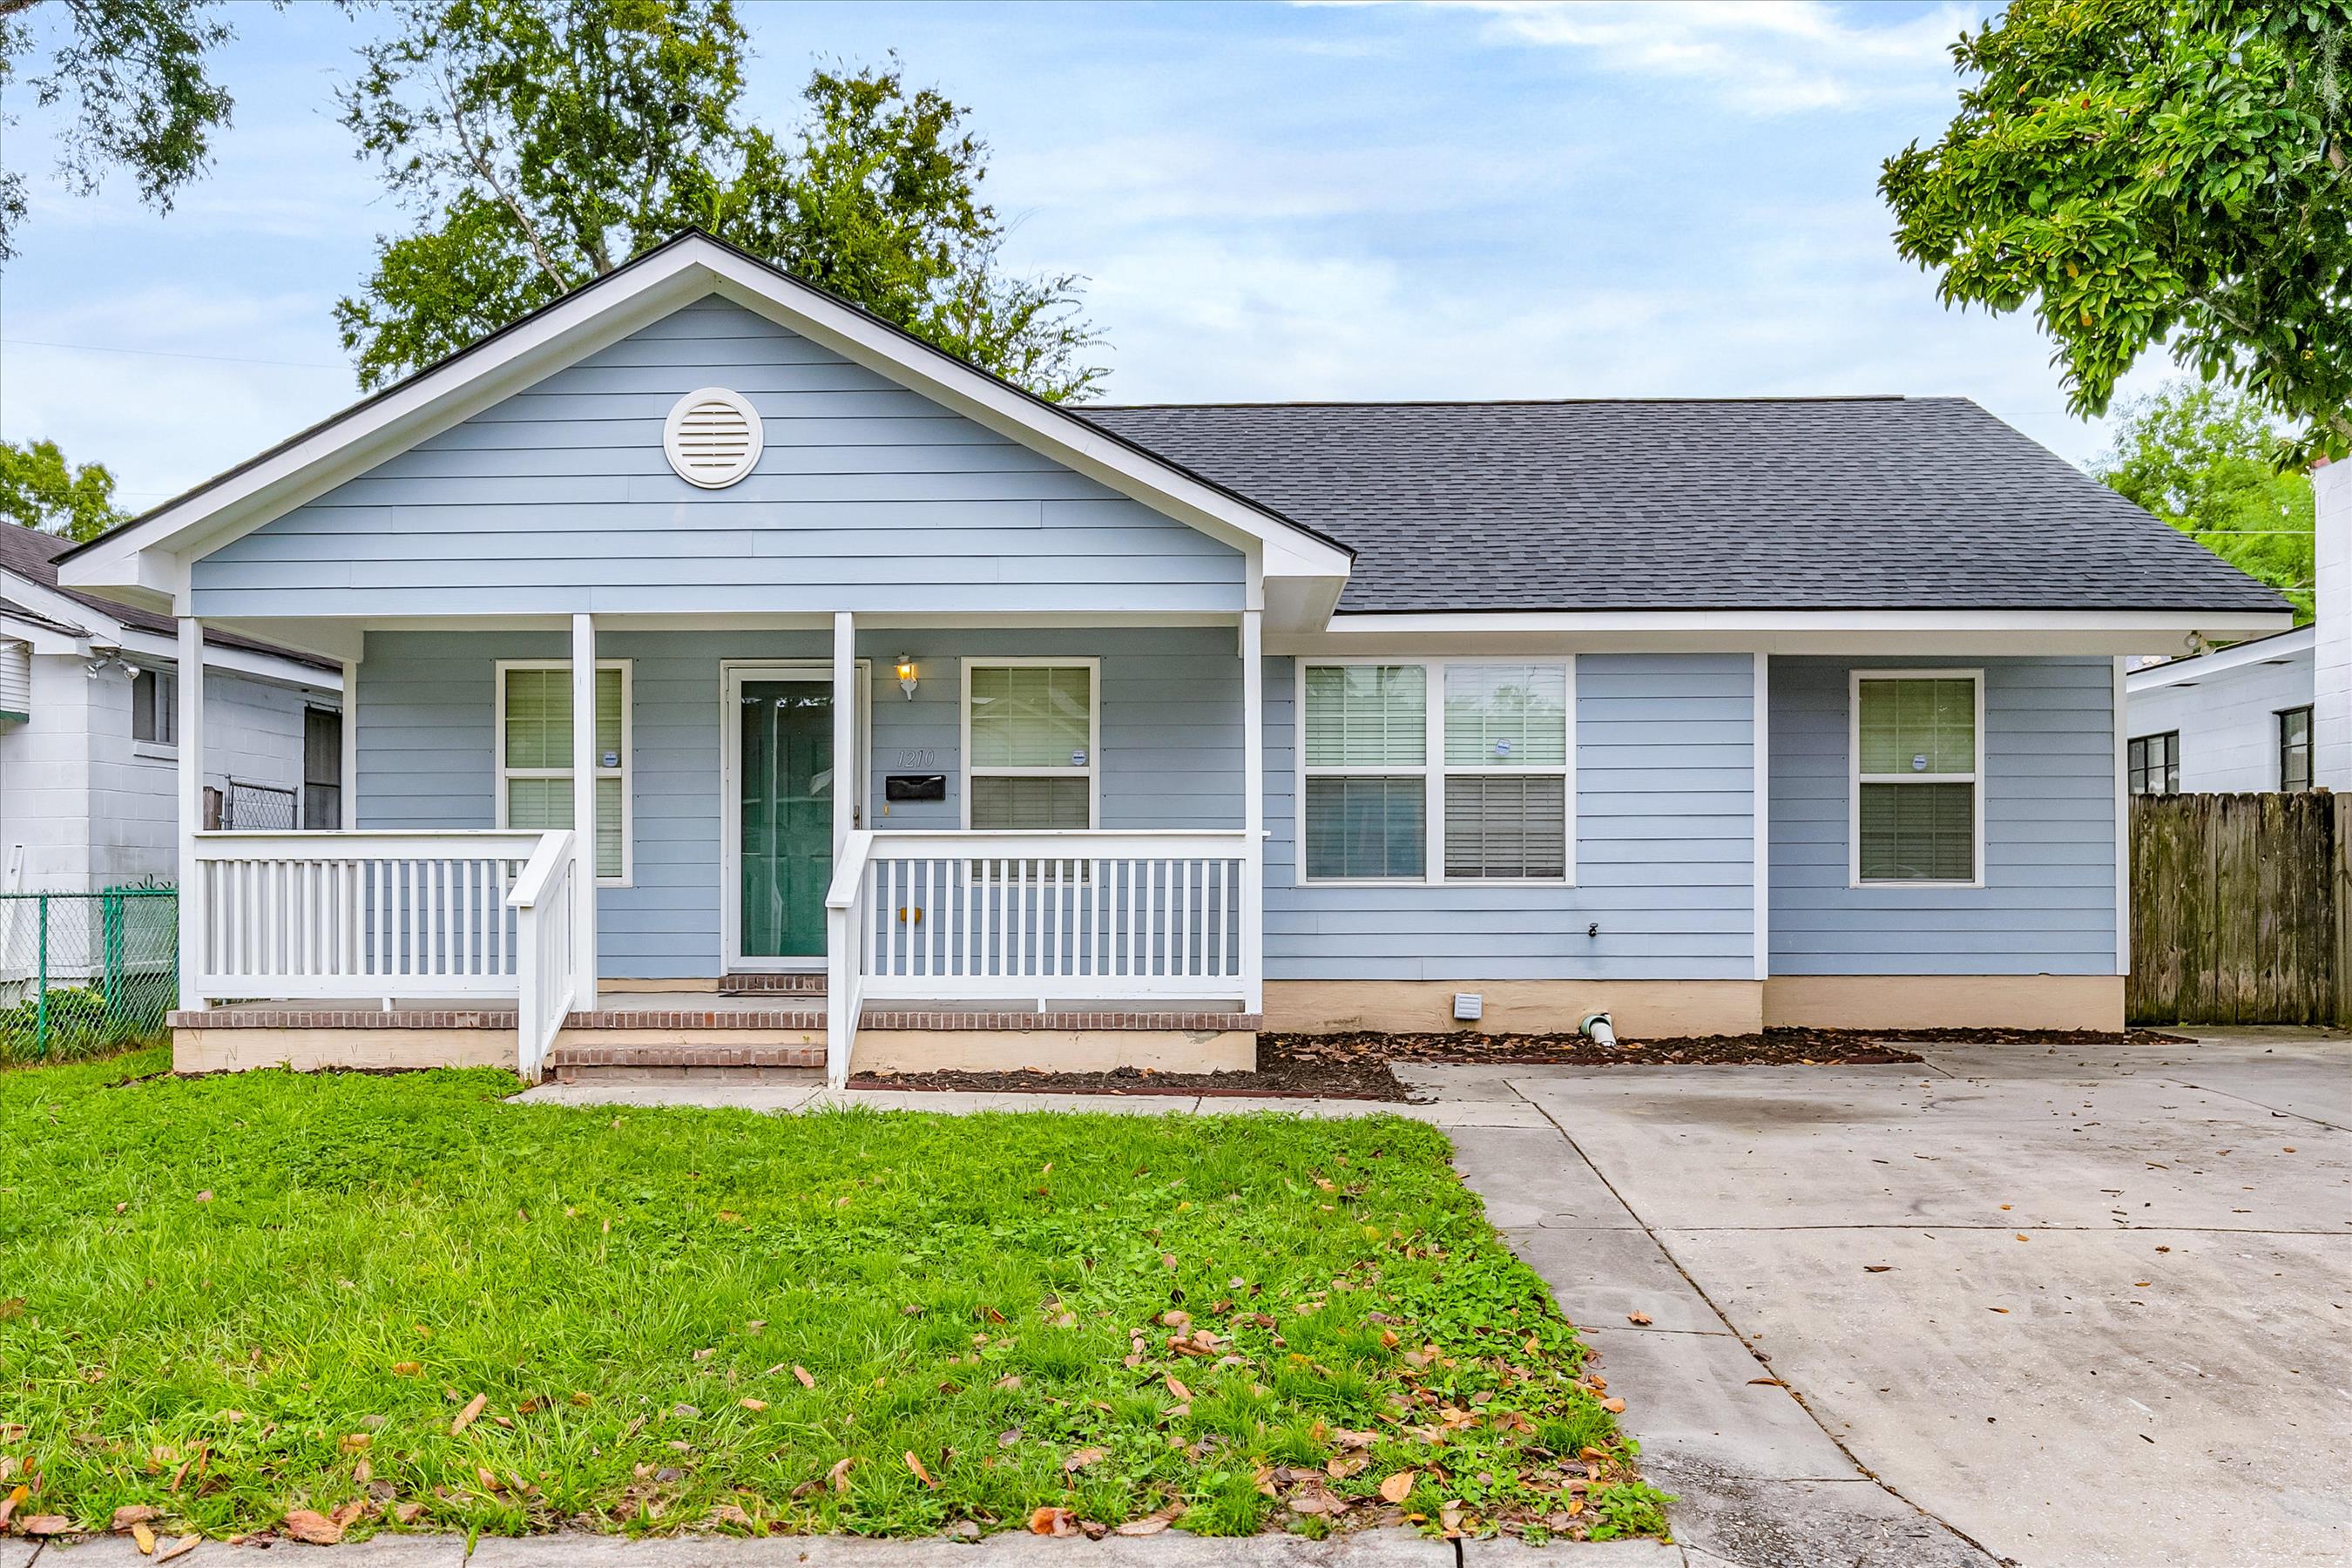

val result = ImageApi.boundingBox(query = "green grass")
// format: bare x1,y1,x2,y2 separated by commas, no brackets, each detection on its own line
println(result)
0,1050,1667,1543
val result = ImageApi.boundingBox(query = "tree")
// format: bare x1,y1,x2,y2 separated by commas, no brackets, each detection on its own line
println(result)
334,0,1102,399
0,437,131,541
2093,382,2315,622
1882,0,2352,465
0,0,241,262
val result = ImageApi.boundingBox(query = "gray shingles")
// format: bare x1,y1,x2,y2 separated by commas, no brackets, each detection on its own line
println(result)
1081,396,2290,615
0,520,335,668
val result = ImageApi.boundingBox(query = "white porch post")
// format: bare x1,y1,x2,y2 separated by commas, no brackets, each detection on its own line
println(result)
340,653,360,828
177,616,208,1011
571,612,598,1014
1240,605,1265,1016
832,612,855,857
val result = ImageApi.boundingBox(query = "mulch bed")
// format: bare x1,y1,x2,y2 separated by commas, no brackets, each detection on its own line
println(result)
847,1025,2193,1101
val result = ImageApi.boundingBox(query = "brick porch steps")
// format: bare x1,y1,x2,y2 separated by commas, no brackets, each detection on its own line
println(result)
717,972,828,995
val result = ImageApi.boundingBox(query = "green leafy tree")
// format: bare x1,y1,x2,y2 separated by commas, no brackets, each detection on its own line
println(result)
0,437,131,541
0,0,241,262
334,0,1102,398
1882,0,2352,464
2094,382,2315,622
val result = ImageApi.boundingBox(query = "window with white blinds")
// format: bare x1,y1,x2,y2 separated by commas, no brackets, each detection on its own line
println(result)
497,661,632,883
1301,659,1573,883
964,660,1097,830
1851,671,1980,886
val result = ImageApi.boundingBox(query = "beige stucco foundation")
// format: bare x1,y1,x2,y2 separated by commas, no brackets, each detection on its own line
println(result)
1262,979,1766,1038
1762,974,2126,1032
854,1028,1256,1075
173,1027,516,1074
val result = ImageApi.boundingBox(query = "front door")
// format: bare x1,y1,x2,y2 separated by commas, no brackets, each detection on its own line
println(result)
727,666,862,966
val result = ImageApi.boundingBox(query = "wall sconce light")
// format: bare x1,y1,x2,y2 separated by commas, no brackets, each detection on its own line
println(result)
895,655,918,700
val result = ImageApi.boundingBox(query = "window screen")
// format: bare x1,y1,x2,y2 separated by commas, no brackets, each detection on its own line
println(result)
1855,675,1978,884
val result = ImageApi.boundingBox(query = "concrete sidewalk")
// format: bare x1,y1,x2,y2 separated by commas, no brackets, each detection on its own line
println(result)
17,1527,1686,1565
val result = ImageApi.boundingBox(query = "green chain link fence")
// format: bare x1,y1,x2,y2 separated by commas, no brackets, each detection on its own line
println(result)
0,889,178,1063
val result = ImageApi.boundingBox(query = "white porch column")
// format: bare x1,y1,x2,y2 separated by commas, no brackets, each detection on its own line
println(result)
571,612,598,1014
176,616,207,1011
1240,605,1264,1016
340,653,360,828
832,612,856,857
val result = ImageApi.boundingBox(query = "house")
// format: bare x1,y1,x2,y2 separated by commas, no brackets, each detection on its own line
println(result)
1,519,343,894
53,232,2292,1082
2125,459,2347,795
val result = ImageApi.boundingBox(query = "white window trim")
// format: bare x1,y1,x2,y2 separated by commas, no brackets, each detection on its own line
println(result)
1294,656,1577,887
958,656,1101,831
1848,666,1985,890
130,666,179,751
495,658,633,887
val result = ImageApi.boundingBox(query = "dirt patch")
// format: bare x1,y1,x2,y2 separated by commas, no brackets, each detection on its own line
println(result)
848,1026,2192,1100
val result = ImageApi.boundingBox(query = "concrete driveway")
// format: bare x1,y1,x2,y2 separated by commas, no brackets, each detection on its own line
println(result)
1425,1031,2352,1568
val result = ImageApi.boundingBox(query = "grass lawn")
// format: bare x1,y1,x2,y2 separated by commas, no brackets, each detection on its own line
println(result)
0,1049,1666,1545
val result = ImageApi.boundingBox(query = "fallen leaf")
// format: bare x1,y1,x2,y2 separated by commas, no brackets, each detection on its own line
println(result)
1028,1505,1075,1537
280,1509,343,1544
156,1538,200,1564
903,1450,936,1488
1064,1446,1108,1473
1115,1516,1173,1536
1380,1470,1416,1504
390,1362,421,1377
1600,1397,1626,1414
21,1517,72,1538
0,1484,23,1530
739,1398,767,1412
132,1521,158,1555
792,1365,815,1389
339,1434,372,1453
193,1192,213,1204
1625,1311,1652,1326
390,1503,427,1526
112,1505,161,1532
1862,1265,1892,1274
1165,1374,1192,1401
450,1393,488,1436
825,1457,854,1494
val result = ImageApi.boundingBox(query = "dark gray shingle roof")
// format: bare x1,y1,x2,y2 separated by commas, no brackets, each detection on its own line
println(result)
0,521,338,670
1080,396,2289,615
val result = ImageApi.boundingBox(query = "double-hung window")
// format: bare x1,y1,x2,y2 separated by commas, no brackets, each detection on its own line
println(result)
2127,731,2180,796
963,660,1097,829
1852,671,1982,886
131,666,177,747
1300,659,1572,883
496,660,632,884
2279,706,2314,793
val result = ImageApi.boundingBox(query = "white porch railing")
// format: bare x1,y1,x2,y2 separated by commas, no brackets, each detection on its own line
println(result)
187,829,571,1076
824,828,1260,1086
506,830,578,1078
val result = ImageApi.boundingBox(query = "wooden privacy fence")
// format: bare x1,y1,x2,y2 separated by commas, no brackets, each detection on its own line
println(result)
2129,792,2352,1027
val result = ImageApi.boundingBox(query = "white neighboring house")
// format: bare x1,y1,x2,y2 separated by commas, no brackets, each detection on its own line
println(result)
2126,456,2349,797
0,519,343,895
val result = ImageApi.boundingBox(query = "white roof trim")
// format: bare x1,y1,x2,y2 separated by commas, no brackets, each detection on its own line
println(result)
2126,624,2315,693
58,233,1351,611
0,563,341,689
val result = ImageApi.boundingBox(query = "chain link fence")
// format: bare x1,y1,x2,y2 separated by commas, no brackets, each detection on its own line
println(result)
0,889,178,1063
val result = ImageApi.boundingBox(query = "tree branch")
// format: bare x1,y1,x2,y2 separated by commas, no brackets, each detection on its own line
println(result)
437,67,570,292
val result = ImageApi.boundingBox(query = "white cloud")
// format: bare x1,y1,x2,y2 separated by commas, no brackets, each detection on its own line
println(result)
1441,1,1977,114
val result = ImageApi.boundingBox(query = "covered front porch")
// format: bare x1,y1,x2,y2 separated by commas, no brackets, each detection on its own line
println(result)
165,609,1268,1083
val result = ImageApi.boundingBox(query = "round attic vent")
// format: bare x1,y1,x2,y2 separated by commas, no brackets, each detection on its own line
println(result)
662,387,763,489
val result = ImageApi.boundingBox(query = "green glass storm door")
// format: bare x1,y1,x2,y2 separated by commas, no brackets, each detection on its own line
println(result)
739,679,835,959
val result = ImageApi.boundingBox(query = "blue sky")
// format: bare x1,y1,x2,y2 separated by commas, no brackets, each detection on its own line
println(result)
0,0,2176,513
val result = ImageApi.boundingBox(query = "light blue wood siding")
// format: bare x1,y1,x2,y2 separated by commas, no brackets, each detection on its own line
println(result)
193,298,1241,618
355,627,1242,978
1263,652,1759,982
1768,655,2119,977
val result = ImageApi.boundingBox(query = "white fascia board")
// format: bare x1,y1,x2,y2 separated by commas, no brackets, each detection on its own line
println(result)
2124,625,2316,693
0,568,106,640
60,234,1351,610
1272,608,2295,658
